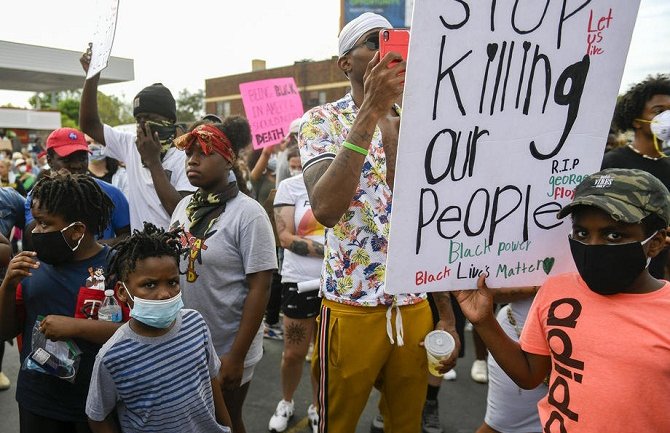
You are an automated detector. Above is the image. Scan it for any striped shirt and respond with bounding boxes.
[86,309,230,433]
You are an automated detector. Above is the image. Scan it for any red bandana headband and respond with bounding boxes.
[173,124,234,163]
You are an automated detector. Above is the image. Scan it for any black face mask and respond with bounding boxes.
[145,121,176,154]
[31,222,84,265]
[569,234,654,295]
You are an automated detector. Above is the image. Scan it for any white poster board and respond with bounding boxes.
[385,0,641,293]
[87,0,120,79]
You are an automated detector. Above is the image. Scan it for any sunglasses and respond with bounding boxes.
[349,33,380,53]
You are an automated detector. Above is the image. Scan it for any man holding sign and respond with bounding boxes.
[299,13,459,433]
[79,45,195,232]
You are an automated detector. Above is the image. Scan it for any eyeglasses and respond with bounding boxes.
[348,33,380,53]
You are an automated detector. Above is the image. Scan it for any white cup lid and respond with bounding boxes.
[424,330,455,356]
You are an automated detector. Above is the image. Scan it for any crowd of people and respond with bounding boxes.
[0,10,669,433]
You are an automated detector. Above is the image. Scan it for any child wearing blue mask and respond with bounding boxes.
[455,168,670,433]
[85,223,232,433]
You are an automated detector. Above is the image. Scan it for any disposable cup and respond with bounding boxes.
[424,330,455,377]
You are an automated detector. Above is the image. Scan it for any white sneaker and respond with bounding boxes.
[269,399,294,432]
[471,359,488,383]
[443,369,457,381]
[0,372,9,391]
[308,404,319,433]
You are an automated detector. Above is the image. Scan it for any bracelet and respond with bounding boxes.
[342,141,368,156]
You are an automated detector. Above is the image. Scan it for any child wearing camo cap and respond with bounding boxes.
[456,168,670,432]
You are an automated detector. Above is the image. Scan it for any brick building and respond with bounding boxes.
[205,57,351,119]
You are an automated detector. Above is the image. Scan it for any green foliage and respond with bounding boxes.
[176,88,204,122]
[28,90,133,128]
[97,92,134,127]
[58,98,80,125]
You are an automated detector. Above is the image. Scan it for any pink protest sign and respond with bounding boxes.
[239,78,304,149]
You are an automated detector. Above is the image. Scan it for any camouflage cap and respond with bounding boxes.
[557,168,670,225]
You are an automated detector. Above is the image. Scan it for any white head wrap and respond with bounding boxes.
[338,12,392,57]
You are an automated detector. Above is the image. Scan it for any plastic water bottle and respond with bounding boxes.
[98,289,122,322]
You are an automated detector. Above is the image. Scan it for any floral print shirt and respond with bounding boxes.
[299,93,425,307]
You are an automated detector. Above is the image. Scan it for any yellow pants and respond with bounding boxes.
[313,299,433,433]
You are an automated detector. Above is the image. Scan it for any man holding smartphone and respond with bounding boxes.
[299,12,460,433]
[79,45,195,231]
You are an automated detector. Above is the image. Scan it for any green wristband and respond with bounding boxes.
[342,141,368,156]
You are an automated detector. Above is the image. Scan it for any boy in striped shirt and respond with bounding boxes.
[86,223,231,433]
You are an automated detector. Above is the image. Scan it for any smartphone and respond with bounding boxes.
[379,29,410,64]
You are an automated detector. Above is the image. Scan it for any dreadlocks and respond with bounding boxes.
[31,170,113,237]
[108,222,185,283]
[613,74,670,132]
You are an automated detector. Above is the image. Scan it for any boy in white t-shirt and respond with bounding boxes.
[78,44,195,231]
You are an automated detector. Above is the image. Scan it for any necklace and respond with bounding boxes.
[627,144,665,160]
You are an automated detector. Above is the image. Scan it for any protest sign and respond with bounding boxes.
[87,0,120,79]
[239,78,304,149]
[385,0,641,293]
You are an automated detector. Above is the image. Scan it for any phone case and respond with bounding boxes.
[379,29,410,61]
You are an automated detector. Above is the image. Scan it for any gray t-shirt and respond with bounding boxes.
[86,309,229,433]
[170,193,277,367]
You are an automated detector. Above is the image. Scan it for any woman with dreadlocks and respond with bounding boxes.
[0,170,121,433]
[170,116,277,433]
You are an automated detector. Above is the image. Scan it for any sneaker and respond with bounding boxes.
[264,322,284,340]
[421,399,444,433]
[307,404,319,433]
[471,359,488,383]
[443,369,457,381]
[370,413,384,433]
[268,399,294,432]
[0,372,9,391]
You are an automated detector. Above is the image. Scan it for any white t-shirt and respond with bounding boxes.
[103,125,195,230]
[170,193,278,367]
[273,174,325,283]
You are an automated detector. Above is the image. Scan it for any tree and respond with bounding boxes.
[176,89,204,122]
[28,90,133,128]
[97,92,134,127]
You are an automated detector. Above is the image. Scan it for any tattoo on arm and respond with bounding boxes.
[274,208,287,233]
[432,291,452,309]
[290,240,310,256]
[314,242,324,257]
[348,130,374,144]
[432,291,457,328]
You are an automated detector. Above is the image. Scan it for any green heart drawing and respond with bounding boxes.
[542,257,555,275]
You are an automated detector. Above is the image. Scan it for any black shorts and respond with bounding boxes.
[281,283,321,319]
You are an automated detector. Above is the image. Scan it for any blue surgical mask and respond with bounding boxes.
[121,282,183,328]
[88,144,106,162]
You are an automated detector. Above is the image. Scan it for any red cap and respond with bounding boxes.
[46,128,90,157]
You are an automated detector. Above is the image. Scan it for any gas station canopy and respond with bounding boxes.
[0,40,134,92]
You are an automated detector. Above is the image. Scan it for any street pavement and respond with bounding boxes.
[0,328,488,433]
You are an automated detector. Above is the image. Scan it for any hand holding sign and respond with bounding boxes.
[80,43,93,75]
